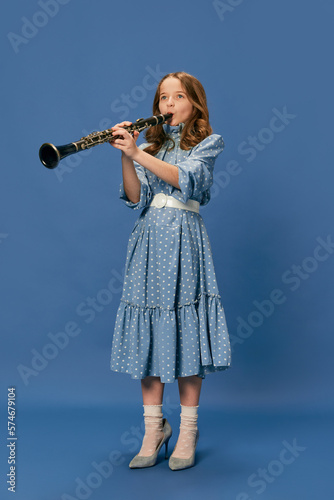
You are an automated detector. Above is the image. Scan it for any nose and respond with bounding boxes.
[166,96,174,107]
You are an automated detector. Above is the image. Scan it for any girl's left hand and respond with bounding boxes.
[110,124,140,160]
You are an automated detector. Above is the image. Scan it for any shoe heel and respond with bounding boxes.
[164,436,170,459]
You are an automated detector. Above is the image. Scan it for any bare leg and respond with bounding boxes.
[141,376,165,404]
[178,375,203,406]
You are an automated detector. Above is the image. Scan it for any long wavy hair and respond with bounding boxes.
[143,72,213,156]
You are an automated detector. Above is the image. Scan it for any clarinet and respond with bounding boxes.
[39,113,173,169]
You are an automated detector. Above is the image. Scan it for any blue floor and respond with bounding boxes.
[1,404,333,500]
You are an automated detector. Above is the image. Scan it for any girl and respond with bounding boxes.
[109,72,231,470]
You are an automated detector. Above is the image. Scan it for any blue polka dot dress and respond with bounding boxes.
[110,123,231,383]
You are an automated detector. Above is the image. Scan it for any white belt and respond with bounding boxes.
[150,193,199,213]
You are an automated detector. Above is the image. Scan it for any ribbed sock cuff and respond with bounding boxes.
[143,404,163,417]
[180,404,199,417]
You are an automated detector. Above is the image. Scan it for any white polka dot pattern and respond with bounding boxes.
[110,123,232,383]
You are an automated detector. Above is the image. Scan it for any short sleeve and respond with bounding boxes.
[176,134,225,205]
[119,142,153,210]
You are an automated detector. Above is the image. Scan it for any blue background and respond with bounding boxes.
[1,0,333,499]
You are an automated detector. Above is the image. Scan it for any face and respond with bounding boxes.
[158,77,194,126]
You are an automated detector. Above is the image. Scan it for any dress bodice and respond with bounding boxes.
[119,122,225,210]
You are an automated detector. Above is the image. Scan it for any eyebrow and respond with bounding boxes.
[160,90,186,95]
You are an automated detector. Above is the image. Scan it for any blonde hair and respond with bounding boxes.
[143,72,213,156]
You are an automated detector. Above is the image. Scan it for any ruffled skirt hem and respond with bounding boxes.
[110,292,232,384]
[109,363,231,383]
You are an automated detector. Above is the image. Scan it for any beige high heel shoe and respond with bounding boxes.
[168,429,200,471]
[129,418,172,468]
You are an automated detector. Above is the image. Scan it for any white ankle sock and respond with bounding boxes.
[180,404,199,434]
[143,404,163,418]
[181,404,199,420]
[171,404,199,459]
[138,404,164,457]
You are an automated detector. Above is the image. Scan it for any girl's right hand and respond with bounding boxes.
[109,121,140,147]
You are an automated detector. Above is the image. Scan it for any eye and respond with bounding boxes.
[160,96,167,100]
[177,94,184,99]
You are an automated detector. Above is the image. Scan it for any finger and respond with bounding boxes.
[114,138,130,146]
[110,141,125,149]
[114,129,133,140]
[112,128,126,137]
[111,121,132,130]
[112,125,131,134]
[132,130,139,142]
[111,126,123,134]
